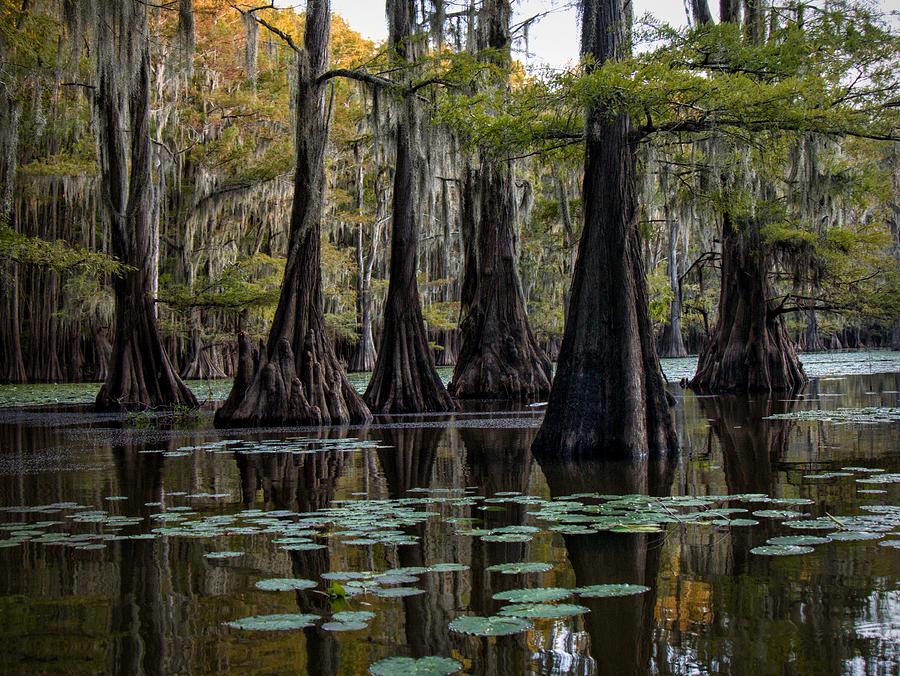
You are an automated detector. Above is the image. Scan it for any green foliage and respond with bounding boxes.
[648,264,674,325]
[159,253,284,316]
[0,225,128,277]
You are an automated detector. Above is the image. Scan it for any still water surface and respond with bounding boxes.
[0,362,897,675]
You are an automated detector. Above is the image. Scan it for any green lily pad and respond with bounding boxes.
[497,603,590,619]
[750,545,815,556]
[711,518,759,527]
[485,562,553,575]
[322,621,369,632]
[332,611,376,623]
[481,533,533,543]
[766,536,831,546]
[204,551,242,560]
[427,563,469,573]
[752,510,806,519]
[226,613,320,631]
[448,615,532,637]
[492,587,572,603]
[369,656,463,675]
[878,539,900,549]
[373,586,425,598]
[827,531,884,542]
[574,584,650,598]
[255,578,317,592]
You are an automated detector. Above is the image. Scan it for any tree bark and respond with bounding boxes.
[215,0,370,426]
[0,86,27,384]
[364,0,453,413]
[451,157,551,399]
[95,1,197,411]
[659,211,688,357]
[347,143,378,372]
[532,0,677,458]
[690,212,807,392]
[450,0,551,401]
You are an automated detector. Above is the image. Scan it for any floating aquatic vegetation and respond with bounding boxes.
[225,613,320,631]
[827,531,884,542]
[373,587,425,598]
[254,578,317,592]
[750,545,815,556]
[878,539,900,549]
[322,621,368,631]
[368,656,462,676]
[448,615,532,637]
[767,536,831,546]
[497,603,590,619]
[752,510,807,519]
[574,584,650,598]
[765,407,900,424]
[204,551,242,560]
[711,518,759,527]
[486,562,553,575]
[493,587,572,603]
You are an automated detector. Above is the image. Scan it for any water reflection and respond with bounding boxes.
[536,452,675,675]
[0,374,896,674]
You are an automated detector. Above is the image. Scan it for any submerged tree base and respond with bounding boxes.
[215,332,370,428]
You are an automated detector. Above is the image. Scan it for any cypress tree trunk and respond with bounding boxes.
[450,0,551,400]
[532,0,677,458]
[348,143,378,372]
[659,213,688,357]
[216,0,370,426]
[690,213,807,392]
[95,1,197,411]
[0,86,27,384]
[364,0,452,413]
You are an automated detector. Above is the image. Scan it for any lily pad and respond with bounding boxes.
[750,545,815,556]
[826,531,884,542]
[373,586,425,598]
[448,615,532,637]
[485,561,553,575]
[255,578,317,592]
[574,584,650,598]
[497,603,590,619]
[226,613,319,631]
[492,587,572,603]
[322,621,369,632]
[752,510,806,519]
[766,536,830,546]
[369,656,463,676]
[204,551,242,560]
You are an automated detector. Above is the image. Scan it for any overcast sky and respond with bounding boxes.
[317,0,899,70]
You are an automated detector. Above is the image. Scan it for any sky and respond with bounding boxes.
[321,0,899,70]
[274,0,900,70]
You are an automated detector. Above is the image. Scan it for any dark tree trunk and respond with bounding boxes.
[690,213,806,392]
[532,0,677,458]
[0,88,27,384]
[216,0,370,426]
[805,309,825,353]
[720,0,741,23]
[659,212,688,358]
[348,143,378,372]
[450,158,552,399]
[451,0,550,400]
[95,2,197,411]
[689,0,713,24]
[364,0,452,413]
[175,0,195,78]
[556,167,577,323]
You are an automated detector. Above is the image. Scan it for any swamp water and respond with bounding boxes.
[0,355,897,674]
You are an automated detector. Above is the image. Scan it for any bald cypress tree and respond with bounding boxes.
[363,0,453,413]
[94,0,197,411]
[449,0,552,401]
[532,0,677,458]
[215,0,371,426]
